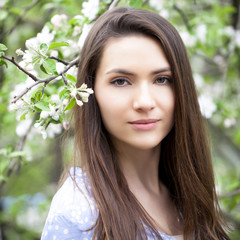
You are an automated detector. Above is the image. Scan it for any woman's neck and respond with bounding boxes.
[116,143,161,194]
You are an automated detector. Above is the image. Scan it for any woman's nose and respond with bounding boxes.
[132,84,156,111]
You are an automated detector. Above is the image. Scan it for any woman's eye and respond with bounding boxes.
[111,78,129,86]
[154,76,171,85]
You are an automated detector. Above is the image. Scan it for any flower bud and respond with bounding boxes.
[63,121,70,130]
[16,48,24,55]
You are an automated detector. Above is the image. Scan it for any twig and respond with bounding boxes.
[173,4,191,31]
[220,0,240,98]
[0,0,40,41]
[109,0,121,10]
[0,113,37,191]
[49,56,69,65]
[2,56,39,81]
[3,57,79,103]
[41,82,47,100]
[62,73,68,86]
[219,188,240,199]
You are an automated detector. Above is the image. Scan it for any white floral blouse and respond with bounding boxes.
[41,168,178,240]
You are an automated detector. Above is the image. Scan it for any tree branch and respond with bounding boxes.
[109,0,121,10]
[49,56,69,65]
[219,188,240,199]
[2,56,79,103]
[0,113,37,192]
[220,0,240,98]
[2,56,39,81]
[173,4,191,31]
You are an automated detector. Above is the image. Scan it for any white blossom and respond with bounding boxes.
[51,94,61,105]
[149,0,164,11]
[10,82,28,102]
[76,99,83,107]
[213,54,225,67]
[222,26,235,37]
[34,122,41,129]
[62,99,69,106]
[16,119,32,137]
[63,121,70,130]
[81,0,99,21]
[193,73,204,89]
[198,94,216,119]
[196,24,207,43]
[56,62,65,74]
[224,118,236,128]
[25,38,39,50]
[179,31,197,47]
[62,39,79,58]
[67,65,78,78]
[16,48,24,55]
[70,88,78,98]
[40,111,49,119]
[46,123,62,138]
[36,26,55,44]
[160,10,169,19]
[51,14,68,29]
[79,92,90,102]
[235,30,240,47]
[50,50,58,57]
[41,130,47,140]
[19,26,55,69]
[73,26,81,37]
[49,104,59,121]
[78,24,92,48]
[26,63,34,71]
[0,0,7,7]
[8,103,18,112]
[149,0,168,18]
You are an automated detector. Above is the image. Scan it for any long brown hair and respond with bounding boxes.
[71,6,229,240]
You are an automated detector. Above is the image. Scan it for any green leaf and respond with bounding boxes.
[129,0,142,8]
[9,7,23,16]
[50,119,61,124]
[0,10,8,21]
[20,112,27,121]
[9,151,26,158]
[0,43,8,51]
[49,42,70,50]
[35,91,42,101]
[0,158,9,174]
[66,74,76,85]
[40,43,48,54]
[35,101,50,111]
[42,59,58,75]
[0,59,8,68]
[64,98,76,111]
[40,64,48,74]
[59,88,70,100]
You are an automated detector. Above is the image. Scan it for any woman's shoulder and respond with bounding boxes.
[50,167,96,214]
[41,167,97,239]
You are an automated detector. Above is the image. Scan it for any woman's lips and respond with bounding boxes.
[129,119,159,130]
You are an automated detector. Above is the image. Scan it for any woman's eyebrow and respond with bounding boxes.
[106,67,171,76]
[151,67,171,74]
[106,69,135,76]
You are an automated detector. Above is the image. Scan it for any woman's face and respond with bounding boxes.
[95,35,175,151]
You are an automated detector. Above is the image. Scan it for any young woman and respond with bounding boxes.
[41,7,229,240]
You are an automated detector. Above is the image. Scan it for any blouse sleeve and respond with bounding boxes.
[41,169,97,240]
